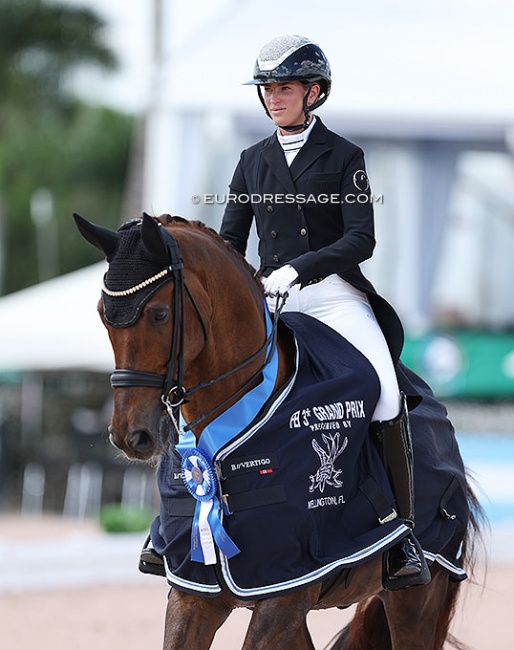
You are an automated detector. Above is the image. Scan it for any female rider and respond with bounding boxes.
[218,34,429,590]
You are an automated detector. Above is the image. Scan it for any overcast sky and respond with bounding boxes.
[64,0,513,123]
[65,0,235,113]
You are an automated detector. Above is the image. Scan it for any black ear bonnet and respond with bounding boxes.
[101,218,181,327]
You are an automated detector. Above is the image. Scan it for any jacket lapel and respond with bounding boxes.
[289,118,332,181]
[261,136,299,196]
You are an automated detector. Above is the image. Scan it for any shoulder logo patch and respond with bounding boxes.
[353,170,369,192]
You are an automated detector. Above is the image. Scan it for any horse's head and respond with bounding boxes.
[74,212,268,461]
[74,213,209,459]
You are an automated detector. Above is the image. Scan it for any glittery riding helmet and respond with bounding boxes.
[245,35,332,119]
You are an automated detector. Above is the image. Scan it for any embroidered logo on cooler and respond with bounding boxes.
[309,432,348,494]
[288,400,366,509]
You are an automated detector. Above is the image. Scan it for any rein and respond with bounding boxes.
[109,222,284,434]
[179,297,283,433]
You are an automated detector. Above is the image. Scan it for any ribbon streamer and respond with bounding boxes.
[178,303,278,564]
[182,448,240,564]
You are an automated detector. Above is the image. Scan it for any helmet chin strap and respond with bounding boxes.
[278,111,311,133]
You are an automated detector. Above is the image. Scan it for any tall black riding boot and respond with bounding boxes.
[375,394,431,590]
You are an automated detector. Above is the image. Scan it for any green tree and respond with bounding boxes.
[0,0,116,117]
[3,103,133,292]
[0,0,134,295]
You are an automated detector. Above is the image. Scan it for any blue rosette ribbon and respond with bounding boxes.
[181,447,240,564]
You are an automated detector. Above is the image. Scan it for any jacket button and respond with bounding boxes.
[300,228,307,236]
[272,255,280,263]
[296,204,302,211]
[270,230,277,238]
[267,205,274,213]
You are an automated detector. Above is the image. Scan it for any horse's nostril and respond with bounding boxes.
[128,430,155,454]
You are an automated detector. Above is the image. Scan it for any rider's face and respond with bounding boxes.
[262,81,320,133]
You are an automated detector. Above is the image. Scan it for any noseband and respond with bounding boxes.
[109,221,281,434]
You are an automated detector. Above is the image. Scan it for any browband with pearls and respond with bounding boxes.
[101,268,170,297]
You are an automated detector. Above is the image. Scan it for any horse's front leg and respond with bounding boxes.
[162,588,233,650]
[242,585,320,650]
[381,565,452,650]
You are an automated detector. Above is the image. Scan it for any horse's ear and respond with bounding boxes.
[141,212,169,263]
[73,213,119,261]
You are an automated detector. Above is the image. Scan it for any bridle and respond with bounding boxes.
[109,222,282,434]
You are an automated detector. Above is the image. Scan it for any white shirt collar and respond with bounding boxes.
[277,116,317,165]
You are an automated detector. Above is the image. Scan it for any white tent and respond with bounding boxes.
[0,263,113,372]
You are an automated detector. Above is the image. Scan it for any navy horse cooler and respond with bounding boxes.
[150,313,469,599]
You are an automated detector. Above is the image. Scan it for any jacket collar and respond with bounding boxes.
[261,136,298,195]
[261,118,332,192]
[289,117,332,181]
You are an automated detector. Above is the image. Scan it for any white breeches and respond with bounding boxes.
[267,274,401,422]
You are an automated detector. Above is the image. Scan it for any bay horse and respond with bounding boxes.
[74,212,482,650]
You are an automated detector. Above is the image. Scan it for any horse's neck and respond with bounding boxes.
[180,276,292,437]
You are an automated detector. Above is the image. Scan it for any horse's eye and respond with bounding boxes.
[148,308,169,323]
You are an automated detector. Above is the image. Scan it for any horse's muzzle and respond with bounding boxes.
[109,427,157,461]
